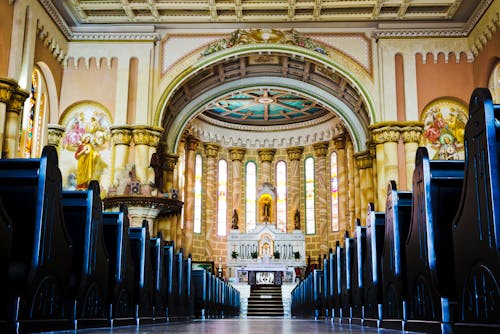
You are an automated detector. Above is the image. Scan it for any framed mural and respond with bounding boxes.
[420,98,468,161]
[59,101,112,193]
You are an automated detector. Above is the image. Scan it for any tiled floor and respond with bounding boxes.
[45,318,417,334]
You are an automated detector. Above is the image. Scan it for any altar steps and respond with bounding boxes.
[247,285,284,317]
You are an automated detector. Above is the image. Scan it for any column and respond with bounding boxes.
[367,140,377,209]
[110,126,133,185]
[313,141,329,254]
[258,148,276,184]
[333,134,347,234]
[175,140,185,252]
[229,148,245,229]
[401,122,423,191]
[371,123,401,211]
[4,87,29,158]
[354,151,372,223]
[0,78,18,158]
[204,143,219,260]
[286,146,304,232]
[183,135,199,256]
[132,126,153,184]
[47,124,66,149]
[161,153,178,242]
[346,139,355,230]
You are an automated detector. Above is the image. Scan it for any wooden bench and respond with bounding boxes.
[322,252,332,319]
[150,232,167,321]
[405,147,464,333]
[193,269,209,318]
[363,203,385,328]
[351,220,367,325]
[452,88,500,333]
[0,199,13,329]
[333,241,342,321]
[0,146,73,332]
[341,231,354,323]
[381,180,412,330]
[102,205,136,326]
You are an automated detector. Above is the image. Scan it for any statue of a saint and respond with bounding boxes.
[149,152,163,191]
[231,209,239,229]
[262,197,271,221]
[294,209,300,230]
[74,134,99,190]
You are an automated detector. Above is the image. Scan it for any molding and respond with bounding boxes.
[39,0,72,40]
[71,32,160,41]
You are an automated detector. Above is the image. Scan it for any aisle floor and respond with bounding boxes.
[45,318,418,334]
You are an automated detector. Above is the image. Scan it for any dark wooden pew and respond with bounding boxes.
[61,181,110,328]
[313,268,324,319]
[322,253,331,319]
[0,199,13,329]
[381,181,412,330]
[193,269,209,318]
[163,242,176,320]
[351,220,366,325]
[341,231,354,323]
[405,147,464,333]
[129,221,155,324]
[0,146,73,332]
[363,203,385,328]
[452,88,500,333]
[102,205,136,326]
[185,254,194,318]
[333,241,342,321]
[150,232,167,321]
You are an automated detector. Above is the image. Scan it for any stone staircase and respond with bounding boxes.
[247,285,284,317]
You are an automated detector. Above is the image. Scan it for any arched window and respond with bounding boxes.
[194,154,203,234]
[488,62,500,104]
[276,160,287,232]
[330,152,339,231]
[217,159,228,236]
[22,67,47,158]
[245,161,257,232]
[305,156,315,234]
[178,144,186,229]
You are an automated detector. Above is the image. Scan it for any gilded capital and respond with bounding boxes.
[110,126,133,145]
[204,143,220,158]
[370,122,401,144]
[258,148,276,163]
[132,127,151,146]
[367,140,376,158]
[7,88,29,114]
[47,124,65,147]
[400,122,424,144]
[229,148,246,161]
[164,154,178,171]
[286,146,304,161]
[333,134,346,150]
[313,141,329,157]
[148,127,164,148]
[186,135,200,151]
[354,151,372,169]
[0,77,18,104]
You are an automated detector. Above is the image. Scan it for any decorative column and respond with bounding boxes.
[401,122,423,191]
[204,143,219,260]
[183,135,199,256]
[346,139,356,230]
[333,134,347,234]
[3,87,28,158]
[47,124,65,149]
[313,141,329,254]
[371,123,401,211]
[0,78,18,158]
[110,126,133,185]
[175,140,186,252]
[157,150,178,242]
[286,146,304,232]
[163,153,178,194]
[229,148,245,230]
[258,148,276,184]
[354,151,373,223]
[367,140,377,209]
[132,126,153,184]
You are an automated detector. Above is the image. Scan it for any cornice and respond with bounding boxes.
[39,0,72,40]
[71,32,160,42]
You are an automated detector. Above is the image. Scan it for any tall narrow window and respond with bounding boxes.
[178,145,186,229]
[22,68,47,158]
[245,161,257,232]
[217,159,228,236]
[330,152,339,231]
[305,157,315,234]
[193,154,203,233]
[276,160,287,232]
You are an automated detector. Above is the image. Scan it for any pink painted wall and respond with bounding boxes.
[0,2,14,77]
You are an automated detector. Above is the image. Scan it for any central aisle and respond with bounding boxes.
[49,319,417,334]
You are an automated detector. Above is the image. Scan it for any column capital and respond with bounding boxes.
[354,151,372,169]
[313,141,329,157]
[0,77,18,104]
[132,126,164,146]
[286,146,304,161]
[185,135,200,151]
[204,143,220,158]
[370,122,401,144]
[366,140,377,158]
[164,153,179,171]
[258,148,276,163]
[47,124,66,147]
[229,147,246,161]
[110,126,133,145]
[400,121,424,144]
[7,88,29,114]
[333,134,346,150]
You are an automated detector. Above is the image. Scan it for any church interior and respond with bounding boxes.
[0,0,499,333]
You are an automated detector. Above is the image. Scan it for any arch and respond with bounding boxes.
[36,61,59,124]
[154,43,376,144]
[165,77,368,154]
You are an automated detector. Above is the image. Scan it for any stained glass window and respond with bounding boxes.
[330,152,339,231]
[217,159,228,236]
[305,157,315,234]
[276,160,287,232]
[23,68,46,158]
[194,154,203,234]
[245,161,257,232]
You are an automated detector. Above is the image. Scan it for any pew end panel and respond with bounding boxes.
[351,221,367,325]
[341,233,355,324]
[150,233,167,321]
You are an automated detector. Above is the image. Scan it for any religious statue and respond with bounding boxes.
[74,134,99,190]
[262,197,272,222]
[231,209,239,229]
[294,209,300,230]
[149,152,163,191]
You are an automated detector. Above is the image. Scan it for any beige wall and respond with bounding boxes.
[34,37,63,99]
[473,28,500,88]
[0,1,14,77]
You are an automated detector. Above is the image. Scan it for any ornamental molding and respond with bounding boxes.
[313,141,329,157]
[71,32,160,42]
[0,77,18,104]
[400,122,424,144]
[468,4,500,57]
[258,149,276,163]
[39,0,72,40]
[110,126,134,145]
[286,146,304,161]
[164,154,179,171]
[204,143,220,158]
[354,151,372,169]
[370,122,401,144]
[229,148,246,161]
